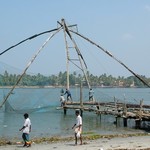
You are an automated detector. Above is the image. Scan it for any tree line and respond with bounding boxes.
[0,70,149,87]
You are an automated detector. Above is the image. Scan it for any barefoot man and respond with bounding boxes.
[19,113,31,147]
[72,109,82,145]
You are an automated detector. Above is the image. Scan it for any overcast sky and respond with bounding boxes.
[0,0,150,77]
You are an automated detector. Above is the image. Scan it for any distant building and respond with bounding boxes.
[130,81,135,87]
[118,80,124,87]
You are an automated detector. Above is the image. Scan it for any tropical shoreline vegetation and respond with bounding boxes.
[0,71,149,88]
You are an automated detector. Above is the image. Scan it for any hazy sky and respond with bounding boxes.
[0,0,150,77]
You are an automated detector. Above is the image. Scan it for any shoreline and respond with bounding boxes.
[0,85,145,89]
[0,133,150,150]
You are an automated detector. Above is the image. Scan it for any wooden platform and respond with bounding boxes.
[57,100,150,128]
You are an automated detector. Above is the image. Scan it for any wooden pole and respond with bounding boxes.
[80,109,83,117]
[99,114,101,121]
[123,118,127,127]
[135,119,141,129]
[0,28,62,108]
[80,81,83,107]
[62,21,70,90]
[64,108,67,115]
[61,19,91,89]
[70,29,150,88]
[115,117,118,126]
[80,80,83,117]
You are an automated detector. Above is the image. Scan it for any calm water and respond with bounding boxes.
[0,87,150,140]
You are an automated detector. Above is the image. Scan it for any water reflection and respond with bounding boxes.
[0,88,149,139]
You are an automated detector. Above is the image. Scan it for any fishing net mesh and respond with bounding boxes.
[0,62,54,113]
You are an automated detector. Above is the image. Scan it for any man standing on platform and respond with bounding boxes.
[89,88,94,101]
[64,88,72,101]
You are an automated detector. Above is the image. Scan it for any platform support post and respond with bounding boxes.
[64,108,67,115]
[123,118,127,127]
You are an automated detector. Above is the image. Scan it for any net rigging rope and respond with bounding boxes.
[0,28,61,56]
[0,27,62,108]
[69,29,150,88]
[0,24,76,56]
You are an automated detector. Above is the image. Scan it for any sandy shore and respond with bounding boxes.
[0,135,150,150]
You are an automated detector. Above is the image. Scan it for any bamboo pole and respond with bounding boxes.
[70,29,150,88]
[0,27,62,108]
[62,20,70,90]
[61,19,91,89]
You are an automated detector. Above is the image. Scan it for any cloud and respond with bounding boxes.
[145,5,150,12]
[122,33,134,40]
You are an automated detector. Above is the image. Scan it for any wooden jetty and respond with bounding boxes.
[57,99,150,129]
